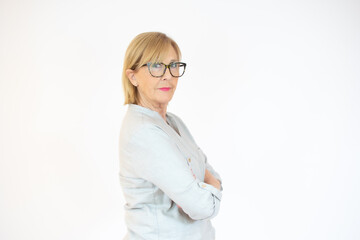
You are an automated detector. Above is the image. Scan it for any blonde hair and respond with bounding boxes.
[122,32,182,104]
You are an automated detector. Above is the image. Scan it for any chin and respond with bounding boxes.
[156,96,173,105]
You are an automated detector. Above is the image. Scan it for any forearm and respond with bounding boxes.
[204,169,221,190]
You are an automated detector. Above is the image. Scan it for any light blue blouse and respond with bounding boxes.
[119,104,223,240]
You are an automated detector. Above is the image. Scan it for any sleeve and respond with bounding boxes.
[127,124,222,220]
[199,147,224,191]
[172,114,224,191]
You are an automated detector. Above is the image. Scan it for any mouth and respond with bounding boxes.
[159,87,171,91]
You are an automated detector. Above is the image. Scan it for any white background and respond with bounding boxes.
[1,0,359,239]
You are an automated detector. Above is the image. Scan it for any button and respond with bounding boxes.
[188,158,191,163]
[201,184,206,188]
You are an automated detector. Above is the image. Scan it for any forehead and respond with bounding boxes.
[146,45,179,64]
[160,47,179,62]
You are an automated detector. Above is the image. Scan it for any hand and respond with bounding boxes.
[204,169,221,190]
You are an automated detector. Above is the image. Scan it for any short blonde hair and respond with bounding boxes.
[122,32,182,104]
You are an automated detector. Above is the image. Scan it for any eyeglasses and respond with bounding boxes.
[142,62,186,78]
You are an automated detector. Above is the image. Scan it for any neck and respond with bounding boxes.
[138,97,168,121]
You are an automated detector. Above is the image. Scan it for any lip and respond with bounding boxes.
[159,87,171,91]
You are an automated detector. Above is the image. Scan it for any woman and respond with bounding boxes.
[119,32,223,240]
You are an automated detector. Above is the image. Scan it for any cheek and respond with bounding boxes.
[173,79,179,88]
[136,72,153,88]
[138,76,159,95]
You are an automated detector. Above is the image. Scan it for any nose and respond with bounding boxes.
[161,66,172,80]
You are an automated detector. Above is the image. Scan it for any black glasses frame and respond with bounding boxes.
[141,62,187,78]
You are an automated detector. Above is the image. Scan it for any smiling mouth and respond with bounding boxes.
[159,87,171,91]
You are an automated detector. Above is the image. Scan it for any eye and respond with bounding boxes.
[170,62,178,68]
[151,62,162,68]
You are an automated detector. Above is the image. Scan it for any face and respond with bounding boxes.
[129,46,179,109]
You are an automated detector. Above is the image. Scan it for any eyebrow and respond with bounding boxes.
[152,59,179,63]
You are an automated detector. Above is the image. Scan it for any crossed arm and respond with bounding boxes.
[128,125,222,220]
[204,169,221,190]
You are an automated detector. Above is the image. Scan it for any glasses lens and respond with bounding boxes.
[149,63,165,77]
[169,62,185,77]
[148,62,186,77]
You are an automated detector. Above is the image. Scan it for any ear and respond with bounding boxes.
[126,69,138,87]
